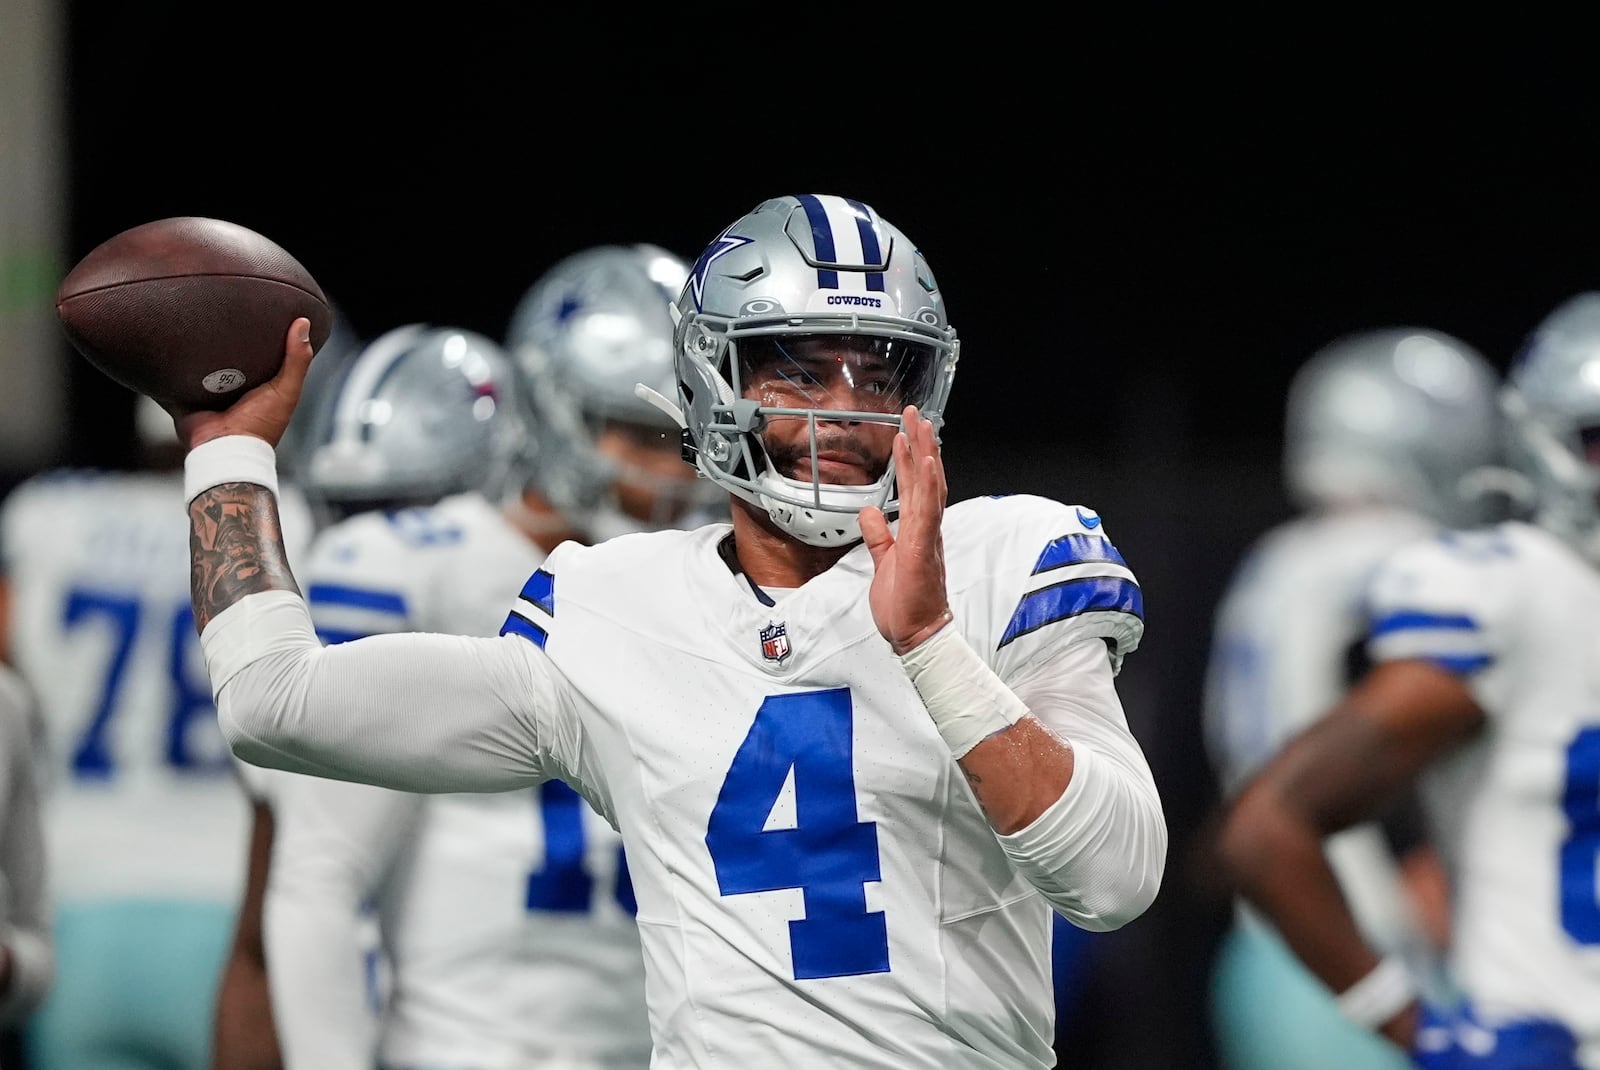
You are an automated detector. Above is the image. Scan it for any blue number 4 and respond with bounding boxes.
[705,688,889,980]
[1561,725,1600,944]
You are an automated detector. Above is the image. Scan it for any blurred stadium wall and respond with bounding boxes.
[0,0,67,477]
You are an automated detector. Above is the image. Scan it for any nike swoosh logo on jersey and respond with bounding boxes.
[1077,508,1102,529]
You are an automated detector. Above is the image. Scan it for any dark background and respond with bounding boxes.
[47,14,1600,1067]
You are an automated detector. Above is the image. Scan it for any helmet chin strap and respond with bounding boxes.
[634,382,687,429]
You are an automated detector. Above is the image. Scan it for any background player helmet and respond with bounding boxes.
[506,243,714,540]
[305,324,528,509]
[672,194,960,547]
[1502,291,1600,563]
[1283,327,1502,528]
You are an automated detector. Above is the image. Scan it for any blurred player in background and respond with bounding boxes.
[211,308,361,1070]
[248,244,709,1069]
[504,242,728,540]
[174,193,1166,1068]
[1,661,51,1064]
[0,395,312,1070]
[1203,327,1503,1070]
[1220,295,1600,1066]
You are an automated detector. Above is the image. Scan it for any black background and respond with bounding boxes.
[51,13,1600,1067]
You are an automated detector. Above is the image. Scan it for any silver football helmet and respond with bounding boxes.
[507,243,718,540]
[1284,327,1502,527]
[1503,292,1600,563]
[668,194,960,547]
[304,324,528,508]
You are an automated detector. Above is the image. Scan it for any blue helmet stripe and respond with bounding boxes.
[519,569,555,616]
[797,194,840,290]
[999,576,1144,648]
[500,611,548,649]
[845,197,886,291]
[1031,533,1127,574]
[307,584,407,615]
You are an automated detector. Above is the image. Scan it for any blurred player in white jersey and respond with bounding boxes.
[170,193,1168,1069]
[0,397,312,1070]
[258,244,709,1070]
[1203,328,1502,1070]
[0,661,52,1048]
[1221,292,1600,1068]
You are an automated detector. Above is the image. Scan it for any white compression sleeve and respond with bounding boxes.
[202,590,559,793]
[999,640,1168,931]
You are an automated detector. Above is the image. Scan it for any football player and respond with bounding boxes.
[1220,294,1600,1068]
[1203,328,1502,1070]
[172,194,1167,1068]
[0,395,312,1070]
[505,241,728,541]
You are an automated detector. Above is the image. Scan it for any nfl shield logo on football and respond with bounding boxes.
[760,621,791,664]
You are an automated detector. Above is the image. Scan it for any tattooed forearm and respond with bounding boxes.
[189,482,301,633]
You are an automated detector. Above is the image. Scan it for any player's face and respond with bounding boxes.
[595,420,704,524]
[740,335,919,487]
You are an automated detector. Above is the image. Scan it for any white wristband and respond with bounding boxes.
[184,435,279,505]
[898,623,1028,758]
[1334,955,1416,1029]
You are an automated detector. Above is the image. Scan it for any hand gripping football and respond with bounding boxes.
[55,216,333,411]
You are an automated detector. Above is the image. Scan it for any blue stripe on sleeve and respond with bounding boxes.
[1031,533,1127,574]
[307,584,408,615]
[519,569,555,616]
[1424,653,1494,675]
[1369,610,1479,638]
[315,627,369,646]
[500,611,548,649]
[999,576,1144,648]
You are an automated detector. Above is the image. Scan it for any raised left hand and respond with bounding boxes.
[860,405,954,655]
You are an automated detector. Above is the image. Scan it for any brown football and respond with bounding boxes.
[55,216,333,411]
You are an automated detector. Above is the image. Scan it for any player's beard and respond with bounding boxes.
[763,426,888,486]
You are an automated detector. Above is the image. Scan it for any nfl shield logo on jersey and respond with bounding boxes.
[760,621,790,664]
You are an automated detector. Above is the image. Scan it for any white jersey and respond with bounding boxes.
[0,469,311,903]
[492,494,1145,1070]
[1365,521,1600,1061]
[1203,505,1436,953]
[269,492,650,1070]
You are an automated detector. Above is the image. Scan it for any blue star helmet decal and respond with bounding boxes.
[688,228,753,311]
